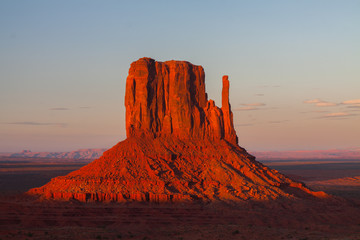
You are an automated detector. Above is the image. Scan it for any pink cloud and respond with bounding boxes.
[323,112,353,118]
[304,99,322,104]
[342,99,360,105]
[305,98,360,108]
[316,102,337,107]
[304,99,337,107]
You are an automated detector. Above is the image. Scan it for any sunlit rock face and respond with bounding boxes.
[28,58,327,203]
[125,58,237,144]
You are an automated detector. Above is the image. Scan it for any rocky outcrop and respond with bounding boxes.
[28,58,327,203]
[125,58,237,145]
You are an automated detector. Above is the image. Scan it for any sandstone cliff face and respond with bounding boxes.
[125,58,237,144]
[28,58,327,203]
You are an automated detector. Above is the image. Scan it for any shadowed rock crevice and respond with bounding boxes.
[28,57,328,203]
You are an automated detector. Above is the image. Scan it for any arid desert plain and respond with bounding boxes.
[1,156,360,240]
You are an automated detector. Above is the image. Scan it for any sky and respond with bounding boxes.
[0,0,359,152]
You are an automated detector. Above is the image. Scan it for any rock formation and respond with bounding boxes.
[28,57,327,202]
[125,58,237,144]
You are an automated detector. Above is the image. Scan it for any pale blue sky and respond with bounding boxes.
[1,0,359,152]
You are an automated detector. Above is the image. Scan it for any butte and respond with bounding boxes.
[28,57,327,203]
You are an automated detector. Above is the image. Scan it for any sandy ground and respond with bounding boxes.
[1,157,360,240]
[265,160,360,202]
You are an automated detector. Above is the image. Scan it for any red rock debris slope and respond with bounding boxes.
[28,57,327,202]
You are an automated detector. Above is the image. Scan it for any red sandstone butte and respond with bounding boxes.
[28,57,327,203]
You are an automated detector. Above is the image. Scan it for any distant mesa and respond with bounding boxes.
[10,149,106,160]
[9,148,359,161]
[253,149,360,160]
[28,57,327,203]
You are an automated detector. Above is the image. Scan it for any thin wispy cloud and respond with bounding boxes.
[234,102,267,111]
[49,107,69,110]
[303,99,337,107]
[304,98,360,108]
[305,99,359,119]
[233,106,259,111]
[341,99,360,105]
[300,110,330,114]
[241,103,266,107]
[316,102,337,107]
[304,99,322,104]
[321,112,355,118]
[7,121,67,127]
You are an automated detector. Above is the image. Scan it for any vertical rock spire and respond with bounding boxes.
[222,75,238,144]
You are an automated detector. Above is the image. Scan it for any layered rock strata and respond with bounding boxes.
[125,58,237,144]
[28,58,327,202]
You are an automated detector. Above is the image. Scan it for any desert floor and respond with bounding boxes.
[1,157,359,240]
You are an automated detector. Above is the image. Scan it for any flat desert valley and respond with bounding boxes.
[1,156,359,240]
